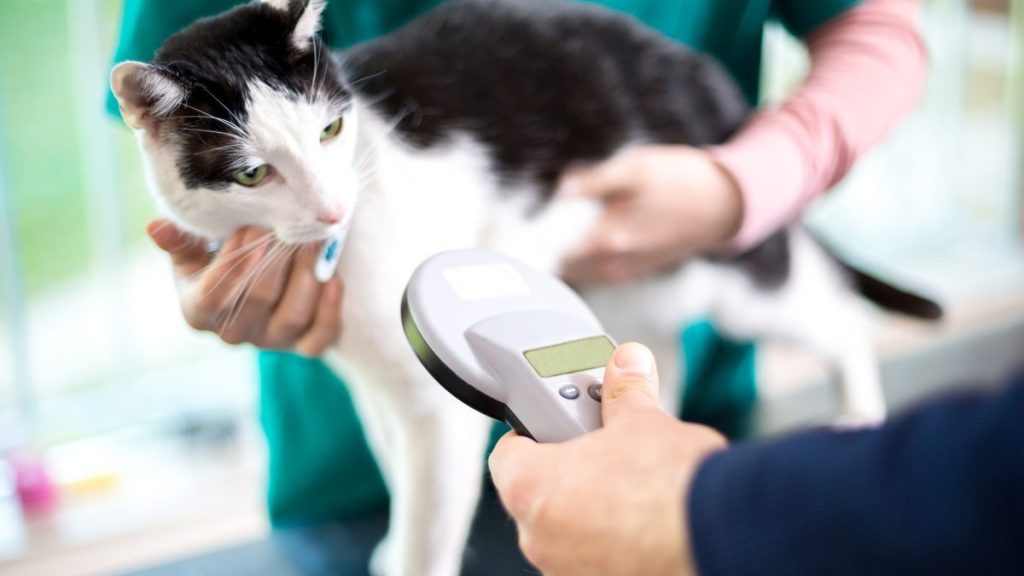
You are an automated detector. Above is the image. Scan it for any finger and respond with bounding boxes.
[561,249,630,285]
[264,244,324,348]
[601,342,661,423]
[147,219,211,277]
[241,241,294,316]
[561,249,638,285]
[191,228,271,328]
[582,252,669,285]
[557,151,634,199]
[294,277,342,357]
[218,302,270,346]
[560,251,609,285]
[218,243,286,345]
[488,431,545,519]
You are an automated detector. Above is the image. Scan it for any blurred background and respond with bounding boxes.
[0,0,1022,574]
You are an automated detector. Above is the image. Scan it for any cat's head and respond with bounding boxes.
[111,0,358,244]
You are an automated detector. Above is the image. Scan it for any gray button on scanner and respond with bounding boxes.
[558,385,580,400]
[588,383,603,402]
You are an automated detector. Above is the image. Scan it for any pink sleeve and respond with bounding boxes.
[709,0,927,250]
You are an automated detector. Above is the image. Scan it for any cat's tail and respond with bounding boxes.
[843,262,944,320]
[817,237,944,320]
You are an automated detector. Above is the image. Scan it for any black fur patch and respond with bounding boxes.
[722,230,791,290]
[342,0,749,195]
[152,1,350,189]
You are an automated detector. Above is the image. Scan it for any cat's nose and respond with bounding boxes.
[317,208,344,225]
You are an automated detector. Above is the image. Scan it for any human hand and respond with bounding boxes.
[559,145,743,285]
[489,343,727,576]
[146,219,342,356]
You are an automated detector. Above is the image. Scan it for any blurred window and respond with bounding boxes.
[0,0,255,450]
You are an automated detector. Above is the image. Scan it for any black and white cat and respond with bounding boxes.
[110,1,940,574]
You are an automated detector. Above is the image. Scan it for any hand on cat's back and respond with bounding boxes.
[559,145,743,285]
[146,220,342,356]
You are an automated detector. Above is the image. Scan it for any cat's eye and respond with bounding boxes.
[320,118,343,142]
[234,164,269,187]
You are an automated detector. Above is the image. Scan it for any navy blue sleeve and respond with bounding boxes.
[688,374,1024,576]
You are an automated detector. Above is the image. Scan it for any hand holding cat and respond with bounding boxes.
[559,145,743,285]
[146,220,342,356]
[489,343,726,576]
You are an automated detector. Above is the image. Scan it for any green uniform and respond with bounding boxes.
[110,0,858,525]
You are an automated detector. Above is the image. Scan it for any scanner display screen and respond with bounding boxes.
[523,335,614,378]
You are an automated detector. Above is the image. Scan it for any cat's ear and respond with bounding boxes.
[292,0,326,50]
[110,61,187,131]
[264,0,326,51]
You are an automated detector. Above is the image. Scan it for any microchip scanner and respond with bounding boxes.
[401,249,613,442]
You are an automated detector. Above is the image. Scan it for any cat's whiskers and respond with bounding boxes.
[348,111,412,186]
[355,167,381,186]
[378,103,420,150]
[347,89,399,122]
[176,115,245,139]
[308,36,321,104]
[147,220,212,255]
[194,251,271,303]
[194,83,248,132]
[184,231,210,253]
[147,219,177,237]
[178,127,245,142]
[202,142,246,154]
[344,70,387,91]
[354,165,374,181]
[193,234,275,289]
[217,241,282,335]
[218,241,298,336]
[177,104,247,138]
[349,102,414,171]
[352,151,376,176]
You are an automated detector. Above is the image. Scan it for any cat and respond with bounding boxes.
[110,0,941,574]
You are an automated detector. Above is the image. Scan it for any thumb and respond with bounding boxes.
[146,219,211,276]
[601,342,661,423]
[558,153,634,200]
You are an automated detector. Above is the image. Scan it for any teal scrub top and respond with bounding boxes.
[110,0,858,525]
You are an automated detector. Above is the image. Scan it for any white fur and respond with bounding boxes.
[119,73,888,576]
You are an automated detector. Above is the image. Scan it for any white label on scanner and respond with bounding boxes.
[443,264,530,301]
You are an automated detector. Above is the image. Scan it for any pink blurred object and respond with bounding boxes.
[11,456,58,516]
[710,0,927,250]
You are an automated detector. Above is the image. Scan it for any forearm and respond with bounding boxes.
[710,0,927,249]
[686,376,1024,576]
